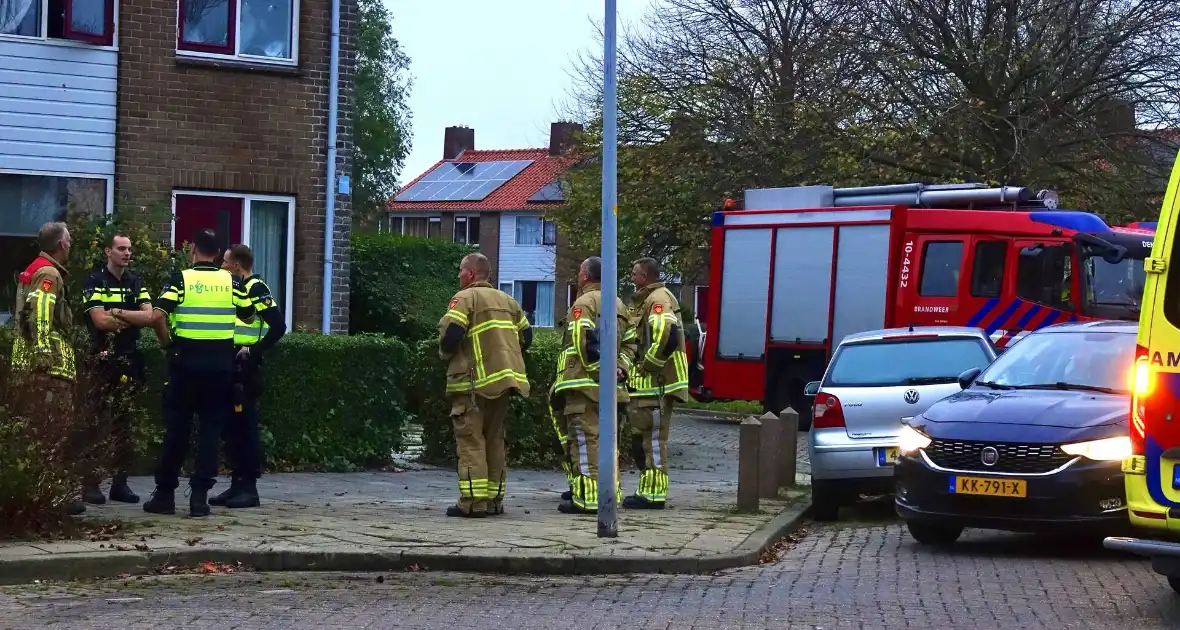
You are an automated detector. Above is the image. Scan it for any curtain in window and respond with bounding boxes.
[515,216,542,245]
[249,200,287,314]
[0,0,38,35]
[535,281,554,327]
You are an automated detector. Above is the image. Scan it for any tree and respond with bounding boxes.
[353,0,414,227]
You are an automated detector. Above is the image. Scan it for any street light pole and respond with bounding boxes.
[597,0,619,539]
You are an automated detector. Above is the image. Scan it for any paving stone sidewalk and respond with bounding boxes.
[0,414,810,583]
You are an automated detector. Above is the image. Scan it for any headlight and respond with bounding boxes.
[898,425,932,454]
[1061,436,1132,461]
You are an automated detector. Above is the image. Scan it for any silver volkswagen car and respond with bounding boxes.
[806,326,999,521]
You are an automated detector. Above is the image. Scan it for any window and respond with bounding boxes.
[172,191,294,329]
[971,241,1007,298]
[515,216,556,246]
[1,0,115,45]
[694,286,710,325]
[978,330,1135,392]
[453,215,480,246]
[177,0,297,64]
[388,215,441,238]
[1,172,108,322]
[567,282,576,310]
[824,338,993,388]
[1016,243,1073,311]
[504,280,555,327]
[918,241,964,297]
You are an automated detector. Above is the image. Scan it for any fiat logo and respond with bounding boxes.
[903,389,920,404]
[981,446,1000,467]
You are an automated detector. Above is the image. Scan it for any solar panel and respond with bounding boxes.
[394,160,534,202]
[528,181,564,202]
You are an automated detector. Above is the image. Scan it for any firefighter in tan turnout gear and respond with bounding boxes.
[624,257,690,510]
[551,256,636,515]
[437,253,532,518]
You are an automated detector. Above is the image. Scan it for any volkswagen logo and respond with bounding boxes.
[980,446,999,467]
[903,389,920,404]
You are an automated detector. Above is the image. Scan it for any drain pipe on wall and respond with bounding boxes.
[321,0,341,334]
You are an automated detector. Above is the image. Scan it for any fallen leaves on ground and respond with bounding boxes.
[758,527,809,565]
[152,561,252,575]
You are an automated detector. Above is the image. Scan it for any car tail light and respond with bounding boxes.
[813,392,846,429]
[1131,345,1151,456]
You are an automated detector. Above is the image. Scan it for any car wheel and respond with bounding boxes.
[905,520,963,546]
[811,485,840,522]
[1168,576,1180,595]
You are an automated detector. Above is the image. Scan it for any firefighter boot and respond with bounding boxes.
[189,487,211,518]
[109,475,140,504]
[142,488,176,515]
[82,483,106,505]
[209,477,245,506]
[445,505,487,518]
[225,479,260,509]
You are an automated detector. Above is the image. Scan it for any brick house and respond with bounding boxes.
[385,123,581,328]
[0,0,355,332]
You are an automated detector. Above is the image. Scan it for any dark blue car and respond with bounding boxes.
[894,320,1137,545]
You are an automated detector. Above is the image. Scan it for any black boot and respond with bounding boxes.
[209,478,243,507]
[225,479,260,509]
[622,494,665,510]
[561,489,573,501]
[109,476,140,504]
[445,505,486,518]
[189,487,211,517]
[82,483,106,505]
[143,488,176,515]
[558,499,596,515]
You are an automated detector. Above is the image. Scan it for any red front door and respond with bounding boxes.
[174,194,244,260]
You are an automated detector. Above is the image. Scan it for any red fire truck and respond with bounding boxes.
[690,182,1154,429]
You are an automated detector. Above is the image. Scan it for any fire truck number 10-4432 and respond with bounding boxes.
[899,240,914,289]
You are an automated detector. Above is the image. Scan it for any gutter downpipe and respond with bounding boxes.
[321,0,341,334]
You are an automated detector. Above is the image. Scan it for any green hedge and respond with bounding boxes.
[349,233,474,341]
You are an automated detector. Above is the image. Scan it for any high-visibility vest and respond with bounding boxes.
[173,269,236,341]
[234,317,270,346]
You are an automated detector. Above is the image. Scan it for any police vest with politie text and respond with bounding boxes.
[10,253,76,381]
[161,266,241,343]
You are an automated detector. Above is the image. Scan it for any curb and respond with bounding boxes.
[0,500,812,584]
[678,409,749,422]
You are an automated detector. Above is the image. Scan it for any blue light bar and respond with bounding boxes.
[1029,210,1112,234]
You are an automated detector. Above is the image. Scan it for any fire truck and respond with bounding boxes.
[690,182,1154,429]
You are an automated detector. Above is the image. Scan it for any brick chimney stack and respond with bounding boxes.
[549,121,583,156]
[443,126,475,160]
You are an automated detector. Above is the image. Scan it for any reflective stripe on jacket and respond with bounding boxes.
[438,281,531,399]
[10,253,75,381]
[168,269,239,341]
[553,282,636,403]
[627,282,689,401]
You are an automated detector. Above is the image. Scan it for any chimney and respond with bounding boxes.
[443,126,475,160]
[549,121,583,156]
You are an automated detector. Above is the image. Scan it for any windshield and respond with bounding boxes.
[976,330,1135,393]
[1085,255,1146,310]
[824,337,993,387]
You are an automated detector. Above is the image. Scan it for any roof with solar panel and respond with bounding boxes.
[388,123,583,212]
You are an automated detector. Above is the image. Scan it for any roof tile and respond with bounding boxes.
[387,148,579,212]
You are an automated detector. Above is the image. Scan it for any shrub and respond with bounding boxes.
[350,233,474,342]
[65,203,184,304]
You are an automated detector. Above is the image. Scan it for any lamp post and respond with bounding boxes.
[597,0,619,538]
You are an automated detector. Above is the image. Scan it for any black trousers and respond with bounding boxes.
[223,358,264,480]
[155,357,233,491]
[88,351,145,479]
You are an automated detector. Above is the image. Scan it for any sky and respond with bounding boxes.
[389,0,660,186]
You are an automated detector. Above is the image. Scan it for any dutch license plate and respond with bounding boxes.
[949,475,1026,498]
[876,447,899,466]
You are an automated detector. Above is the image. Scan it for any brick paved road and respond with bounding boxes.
[4,504,1179,629]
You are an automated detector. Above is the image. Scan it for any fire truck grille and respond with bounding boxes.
[925,440,1074,474]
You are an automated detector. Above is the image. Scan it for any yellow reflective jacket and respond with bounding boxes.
[10,253,76,382]
[553,282,636,403]
[626,281,689,401]
[438,281,531,399]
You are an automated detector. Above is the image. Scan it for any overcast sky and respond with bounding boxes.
[389,0,659,185]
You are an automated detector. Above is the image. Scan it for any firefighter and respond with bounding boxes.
[81,232,157,505]
[143,229,257,518]
[624,257,690,510]
[9,222,84,516]
[210,244,286,509]
[552,256,636,514]
[437,253,532,518]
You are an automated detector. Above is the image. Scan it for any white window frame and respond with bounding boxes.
[453,213,481,247]
[0,0,120,49]
[499,278,557,328]
[387,213,442,237]
[514,215,556,247]
[174,0,300,67]
[170,189,296,331]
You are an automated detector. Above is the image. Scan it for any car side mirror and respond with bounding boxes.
[804,381,820,397]
[958,367,982,390]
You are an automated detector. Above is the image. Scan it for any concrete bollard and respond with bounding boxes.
[758,411,781,499]
[778,407,800,488]
[737,416,761,513]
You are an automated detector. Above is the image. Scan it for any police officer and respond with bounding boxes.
[9,221,84,516]
[80,232,156,505]
[209,244,286,509]
[624,257,689,510]
[552,256,635,514]
[437,253,532,518]
[143,229,257,518]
